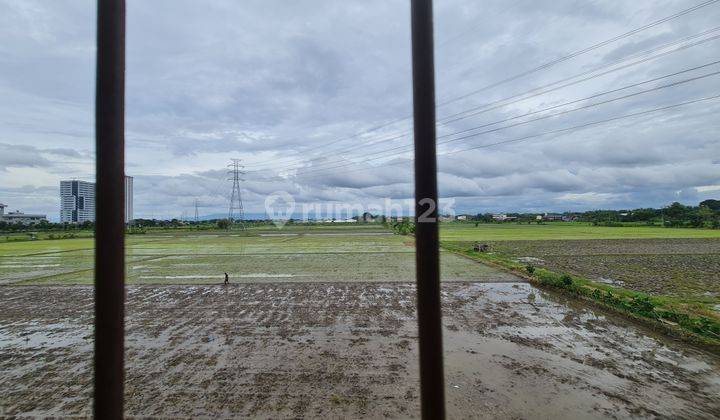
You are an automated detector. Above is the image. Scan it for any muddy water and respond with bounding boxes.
[0,283,718,418]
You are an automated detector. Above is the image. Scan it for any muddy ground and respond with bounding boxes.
[1,282,719,419]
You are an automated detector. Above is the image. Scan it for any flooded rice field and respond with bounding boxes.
[481,238,720,298]
[1,282,719,418]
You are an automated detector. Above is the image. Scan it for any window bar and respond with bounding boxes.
[94,0,126,418]
[410,0,446,418]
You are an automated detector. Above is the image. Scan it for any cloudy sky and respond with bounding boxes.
[1,0,719,221]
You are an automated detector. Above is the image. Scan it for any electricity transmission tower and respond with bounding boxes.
[227,159,246,228]
[194,198,199,223]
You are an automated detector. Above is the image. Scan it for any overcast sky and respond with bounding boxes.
[1,0,719,220]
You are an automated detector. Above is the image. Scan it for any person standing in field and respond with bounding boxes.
[224,272,229,285]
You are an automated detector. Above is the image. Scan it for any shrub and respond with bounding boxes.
[525,264,535,274]
[630,296,656,316]
[561,274,573,286]
[392,219,415,235]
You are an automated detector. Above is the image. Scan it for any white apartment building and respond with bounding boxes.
[60,177,134,224]
[60,180,96,223]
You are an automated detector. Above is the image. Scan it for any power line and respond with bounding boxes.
[437,0,720,107]
[260,43,720,174]
[248,27,720,172]
[244,0,720,169]
[291,84,720,179]
[273,63,720,178]
[288,94,720,182]
[438,31,720,124]
[438,69,720,147]
[443,94,720,154]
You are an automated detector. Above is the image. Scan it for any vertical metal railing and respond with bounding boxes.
[410,0,446,418]
[94,0,126,418]
[89,1,444,418]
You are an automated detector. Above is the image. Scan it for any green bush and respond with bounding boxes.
[392,219,415,235]
[630,296,656,317]
[561,274,573,286]
[525,264,535,274]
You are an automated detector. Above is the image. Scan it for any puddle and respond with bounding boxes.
[597,276,625,286]
[516,256,544,265]
[0,322,91,350]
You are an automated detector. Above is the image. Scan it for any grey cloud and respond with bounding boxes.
[2,0,720,217]
[0,143,49,169]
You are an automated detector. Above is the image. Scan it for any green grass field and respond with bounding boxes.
[0,227,516,285]
[3,223,719,296]
[440,222,720,241]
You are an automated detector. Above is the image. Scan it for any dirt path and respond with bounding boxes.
[1,283,718,418]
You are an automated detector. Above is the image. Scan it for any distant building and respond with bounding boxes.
[542,213,564,221]
[60,180,95,223]
[492,214,517,222]
[125,176,134,223]
[0,204,47,224]
[456,215,467,221]
[60,176,133,224]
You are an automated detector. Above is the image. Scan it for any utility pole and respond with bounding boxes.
[194,198,199,223]
[227,159,246,228]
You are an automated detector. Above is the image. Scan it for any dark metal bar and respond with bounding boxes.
[410,0,446,418]
[95,0,126,418]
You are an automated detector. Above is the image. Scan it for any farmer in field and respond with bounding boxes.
[224,272,229,285]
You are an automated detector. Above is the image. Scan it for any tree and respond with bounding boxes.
[217,219,230,230]
[699,199,720,212]
[663,202,691,227]
[698,205,715,227]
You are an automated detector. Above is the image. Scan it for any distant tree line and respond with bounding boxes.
[4,199,719,234]
[467,199,720,229]
[0,220,94,233]
[0,217,278,234]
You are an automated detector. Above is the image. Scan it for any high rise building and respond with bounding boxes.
[60,180,96,223]
[60,177,133,224]
[125,175,134,223]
